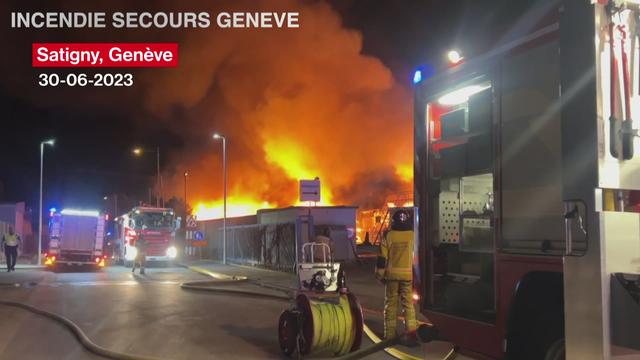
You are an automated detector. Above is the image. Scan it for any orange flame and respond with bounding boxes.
[264,138,335,205]
[194,197,274,221]
[396,164,413,183]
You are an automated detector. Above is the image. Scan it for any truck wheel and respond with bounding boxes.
[544,339,565,360]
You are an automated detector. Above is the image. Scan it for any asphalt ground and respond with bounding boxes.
[0,262,466,360]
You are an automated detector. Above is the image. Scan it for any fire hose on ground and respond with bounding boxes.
[0,265,457,360]
[0,297,163,360]
[180,265,457,360]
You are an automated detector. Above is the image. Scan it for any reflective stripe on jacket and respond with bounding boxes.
[380,230,414,281]
[3,234,19,246]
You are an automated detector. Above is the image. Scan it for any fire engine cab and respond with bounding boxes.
[115,206,178,265]
[414,0,639,359]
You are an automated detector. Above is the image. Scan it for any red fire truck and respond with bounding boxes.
[115,206,178,266]
[414,1,639,359]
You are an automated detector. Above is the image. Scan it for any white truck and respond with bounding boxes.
[46,208,106,269]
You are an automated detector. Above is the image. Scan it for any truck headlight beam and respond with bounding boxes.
[166,246,177,259]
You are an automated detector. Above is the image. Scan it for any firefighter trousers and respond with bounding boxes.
[384,280,417,339]
[4,245,17,271]
[132,252,146,273]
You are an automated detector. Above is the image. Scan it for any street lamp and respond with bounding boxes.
[183,171,189,226]
[447,49,464,65]
[212,133,227,264]
[133,146,162,207]
[38,138,55,265]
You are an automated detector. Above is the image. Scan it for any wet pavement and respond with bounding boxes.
[0,262,467,360]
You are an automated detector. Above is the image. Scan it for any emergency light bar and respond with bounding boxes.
[60,209,100,217]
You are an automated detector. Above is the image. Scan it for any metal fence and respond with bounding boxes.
[217,223,297,272]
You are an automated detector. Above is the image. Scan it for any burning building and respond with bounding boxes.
[144,0,414,218]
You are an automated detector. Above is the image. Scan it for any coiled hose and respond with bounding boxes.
[180,266,457,360]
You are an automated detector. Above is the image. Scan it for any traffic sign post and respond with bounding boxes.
[300,179,321,203]
[186,215,198,229]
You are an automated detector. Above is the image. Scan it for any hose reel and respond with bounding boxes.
[278,292,364,357]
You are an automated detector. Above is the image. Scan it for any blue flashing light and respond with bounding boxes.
[413,70,422,84]
[49,207,57,213]
[412,64,435,85]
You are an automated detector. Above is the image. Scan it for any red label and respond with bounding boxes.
[32,43,178,68]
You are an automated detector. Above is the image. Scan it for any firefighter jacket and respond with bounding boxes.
[376,230,414,281]
[2,233,20,247]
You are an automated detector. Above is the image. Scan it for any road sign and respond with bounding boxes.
[186,215,198,229]
[194,231,204,241]
[300,179,321,202]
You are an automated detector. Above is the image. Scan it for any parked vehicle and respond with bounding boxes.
[115,206,178,266]
[413,1,640,358]
[45,208,106,270]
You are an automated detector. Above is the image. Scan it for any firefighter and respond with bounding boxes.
[376,209,418,345]
[132,225,147,275]
[1,226,21,272]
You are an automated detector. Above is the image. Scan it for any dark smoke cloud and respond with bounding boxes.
[2,0,413,209]
[144,0,413,206]
[334,167,410,210]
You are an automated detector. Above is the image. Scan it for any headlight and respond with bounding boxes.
[125,246,138,261]
[166,246,177,259]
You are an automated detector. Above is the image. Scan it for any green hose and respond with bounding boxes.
[181,265,457,360]
[306,294,357,356]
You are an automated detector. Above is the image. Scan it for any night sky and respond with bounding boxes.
[0,0,540,220]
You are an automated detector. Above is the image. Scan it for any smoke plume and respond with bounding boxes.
[146,0,413,210]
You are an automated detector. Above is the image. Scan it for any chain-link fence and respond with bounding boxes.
[213,223,297,272]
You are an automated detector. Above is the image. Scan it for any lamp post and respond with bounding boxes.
[212,133,227,264]
[133,146,162,207]
[103,195,118,217]
[38,138,55,265]
[183,171,188,226]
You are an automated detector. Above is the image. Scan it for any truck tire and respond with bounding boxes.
[506,272,564,360]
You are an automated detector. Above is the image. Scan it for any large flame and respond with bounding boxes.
[194,196,274,221]
[264,138,335,205]
[150,0,412,215]
[395,164,413,183]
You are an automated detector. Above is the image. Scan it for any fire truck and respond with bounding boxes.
[46,208,106,269]
[414,1,639,359]
[115,206,178,266]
